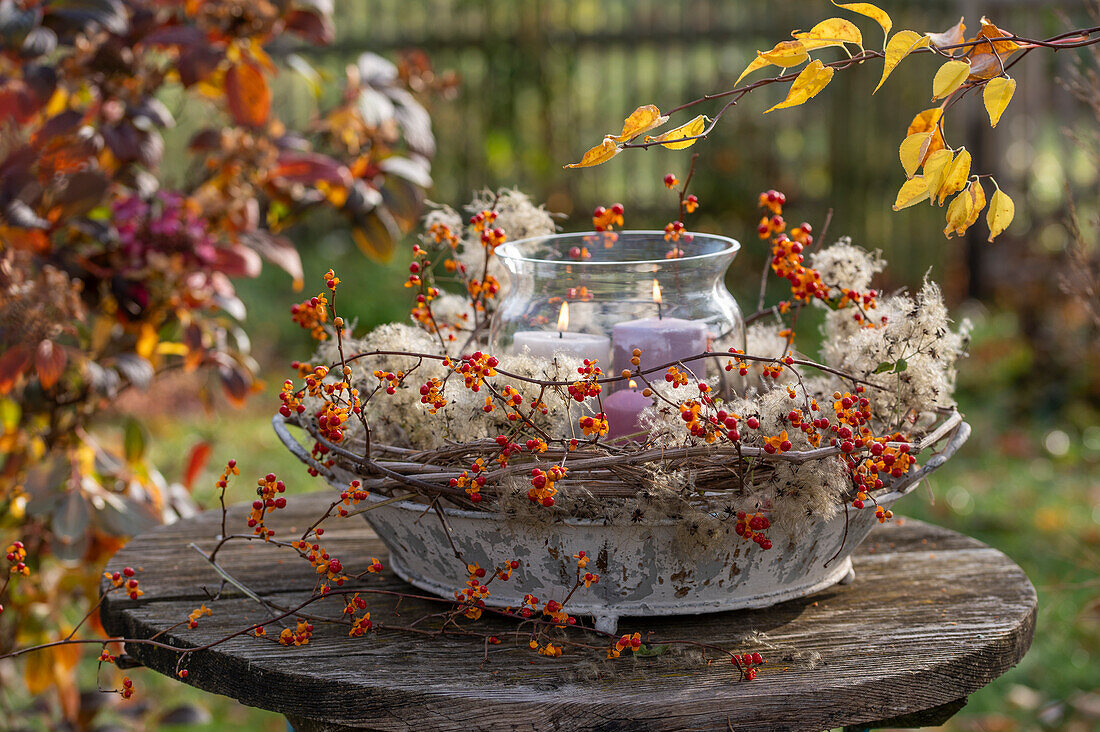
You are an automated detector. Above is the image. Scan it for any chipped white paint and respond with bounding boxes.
[275,416,969,634]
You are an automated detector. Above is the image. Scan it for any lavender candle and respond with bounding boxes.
[612,281,709,379]
[603,380,652,441]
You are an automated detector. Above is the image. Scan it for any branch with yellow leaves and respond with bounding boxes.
[564,2,1100,242]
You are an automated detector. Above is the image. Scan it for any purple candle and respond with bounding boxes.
[603,380,652,441]
[612,282,709,379]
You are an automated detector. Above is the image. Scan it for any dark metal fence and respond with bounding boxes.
[295,0,1093,300]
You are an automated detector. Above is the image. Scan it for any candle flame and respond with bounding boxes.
[628,379,638,389]
[557,301,569,332]
[652,279,662,305]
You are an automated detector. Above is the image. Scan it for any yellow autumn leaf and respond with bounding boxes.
[613,104,668,142]
[136,322,159,362]
[907,108,946,163]
[765,60,835,113]
[965,179,987,229]
[794,18,864,51]
[155,342,190,357]
[892,176,930,210]
[983,76,1016,128]
[758,40,810,68]
[937,148,971,204]
[945,179,987,237]
[831,1,893,41]
[922,148,954,200]
[987,187,1015,241]
[564,137,622,168]
[24,650,53,695]
[943,188,974,238]
[899,131,933,178]
[932,59,971,99]
[735,55,772,85]
[875,30,930,93]
[645,115,709,150]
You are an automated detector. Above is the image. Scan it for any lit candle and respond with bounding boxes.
[512,302,611,366]
[612,280,709,379]
[603,379,652,441]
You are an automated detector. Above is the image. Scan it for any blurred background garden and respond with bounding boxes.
[2,0,1099,729]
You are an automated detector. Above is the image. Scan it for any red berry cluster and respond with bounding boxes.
[344,594,372,637]
[725,348,750,376]
[373,368,405,395]
[290,293,329,340]
[528,465,566,506]
[608,632,642,659]
[592,203,625,232]
[664,220,686,242]
[5,540,28,578]
[470,210,505,251]
[733,651,765,681]
[567,360,603,402]
[496,559,520,582]
[734,511,773,550]
[757,189,787,218]
[418,377,447,413]
[492,434,524,466]
[449,459,488,503]
[187,603,212,629]
[248,473,287,540]
[279,380,305,418]
[447,352,499,392]
[103,566,143,599]
[454,562,493,620]
[338,480,369,516]
[578,412,609,437]
[758,191,881,319]
[664,365,690,388]
[279,620,313,646]
[290,536,347,585]
[467,273,500,303]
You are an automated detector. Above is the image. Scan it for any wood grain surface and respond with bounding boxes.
[100,492,1036,732]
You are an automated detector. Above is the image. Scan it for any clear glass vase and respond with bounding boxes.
[491,231,745,386]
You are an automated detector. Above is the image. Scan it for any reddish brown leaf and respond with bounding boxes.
[183,322,204,373]
[35,339,67,388]
[239,231,303,289]
[140,24,205,47]
[271,151,352,187]
[182,441,213,491]
[212,245,262,278]
[225,60,270,128]
[177,44,223,87]
[219,364,252,407]
[285,9,334,45]
[0,81,41,124]
[0,344,31,394]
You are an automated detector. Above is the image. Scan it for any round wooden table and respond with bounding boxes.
[100,492,1036,732]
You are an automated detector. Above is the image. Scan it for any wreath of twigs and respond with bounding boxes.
[282,346,963,515]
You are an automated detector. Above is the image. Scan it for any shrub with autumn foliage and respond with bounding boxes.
[0,0,440,720]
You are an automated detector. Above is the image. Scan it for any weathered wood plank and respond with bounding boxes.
[101,492,1036,732]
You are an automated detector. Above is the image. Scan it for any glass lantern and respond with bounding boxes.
[491,231,745,391]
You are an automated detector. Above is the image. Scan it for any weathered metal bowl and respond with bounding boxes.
[274,414,968,633]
